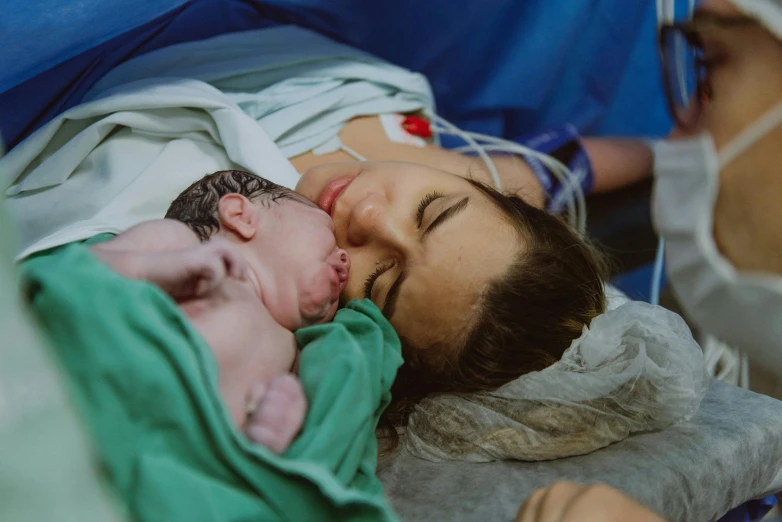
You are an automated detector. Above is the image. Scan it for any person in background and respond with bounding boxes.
[515,0,782,519]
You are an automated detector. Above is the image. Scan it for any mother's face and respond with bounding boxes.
[296,161,518,355]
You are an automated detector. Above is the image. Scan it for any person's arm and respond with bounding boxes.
[92,219,201,254]
[582,137,654,193]
[515,482,667,522]
[474,137,653,204]
[90,220,246,301]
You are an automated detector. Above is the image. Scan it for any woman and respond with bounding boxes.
[292,149,614,416]
[516,0,782,520]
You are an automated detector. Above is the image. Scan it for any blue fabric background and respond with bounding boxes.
[0,0,672,150]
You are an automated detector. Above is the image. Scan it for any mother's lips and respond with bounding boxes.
[317,176,354,216]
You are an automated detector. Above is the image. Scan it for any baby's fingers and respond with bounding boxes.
[246,374,307,454]
[207,239,248,281]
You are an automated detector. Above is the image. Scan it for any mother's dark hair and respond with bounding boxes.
[382,180,609,439]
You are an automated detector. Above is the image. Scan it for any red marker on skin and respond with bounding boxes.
[402,115,432,138]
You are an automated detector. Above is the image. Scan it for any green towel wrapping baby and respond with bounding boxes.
[20,170,403,522]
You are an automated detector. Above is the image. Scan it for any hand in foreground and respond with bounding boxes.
[244,375,307,454]
[515,482,667,522]
[137,239,248,300]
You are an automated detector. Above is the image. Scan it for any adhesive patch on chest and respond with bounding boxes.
[379,113,427,148]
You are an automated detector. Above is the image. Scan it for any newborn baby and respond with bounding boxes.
[90,172,350,454]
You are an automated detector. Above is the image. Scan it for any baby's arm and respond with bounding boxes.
[91,220,246,300]
[96,219,201,253]
[96,220,307,453]
[182,275,307,455]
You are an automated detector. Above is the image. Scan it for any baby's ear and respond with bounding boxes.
[217,194,259,240]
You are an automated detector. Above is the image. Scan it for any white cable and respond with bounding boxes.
[461,137,587,232]
[424,110,503,191]
[650,238,665,306]
[339,143,367,162]
[448,136,586,232]
[421,110,587,233]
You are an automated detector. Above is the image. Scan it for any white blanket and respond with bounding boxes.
[1,26,433,258]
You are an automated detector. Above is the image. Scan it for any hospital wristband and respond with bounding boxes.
[512,124,595,213]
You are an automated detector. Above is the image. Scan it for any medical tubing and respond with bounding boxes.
[424,111,503,191]
[420,110,586,232]
[448,136,586,232]
[339,143,367,162]
[454,130,586,230]
[650,238,665,306]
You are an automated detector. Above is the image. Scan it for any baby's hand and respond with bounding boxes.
[244,374,307,454]
[141,239,248,301]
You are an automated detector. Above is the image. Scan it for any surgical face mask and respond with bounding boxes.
[653,100,782,377]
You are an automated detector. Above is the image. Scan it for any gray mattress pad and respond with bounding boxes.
[379,380,782,522]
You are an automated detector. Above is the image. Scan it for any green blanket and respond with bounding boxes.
[0,210,126,522]
[23,244,403,522]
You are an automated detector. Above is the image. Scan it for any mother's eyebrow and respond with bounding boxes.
[383,196,470,318]
[422,197,469,239]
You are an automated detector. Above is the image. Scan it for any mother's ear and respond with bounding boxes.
[217,194,259,240]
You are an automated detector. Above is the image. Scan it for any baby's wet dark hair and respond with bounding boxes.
[166,170,301,241]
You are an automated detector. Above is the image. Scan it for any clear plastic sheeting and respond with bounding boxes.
[405,300,709,462]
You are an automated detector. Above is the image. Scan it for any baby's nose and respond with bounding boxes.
[334,248,350,282]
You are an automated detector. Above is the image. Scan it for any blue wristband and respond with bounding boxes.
[513,125,594,213]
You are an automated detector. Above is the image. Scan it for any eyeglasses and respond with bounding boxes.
[659,15,756,131]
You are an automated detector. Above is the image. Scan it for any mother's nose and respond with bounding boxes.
[346,193,397,246]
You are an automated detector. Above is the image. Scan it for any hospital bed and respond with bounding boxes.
[2,1,781,521]
[380,380,782,522]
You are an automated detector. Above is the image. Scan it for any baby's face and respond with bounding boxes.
[252,193,350,330]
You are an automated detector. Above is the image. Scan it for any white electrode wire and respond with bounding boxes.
[447,136,586,232]
[339,143,367,162]
[424,111,503,191]
[453,135,587,232]
[650,238,666,306]
[459,143,583,232]
[422,110,587,232]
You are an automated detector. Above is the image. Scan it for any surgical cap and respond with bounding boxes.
[730,0,782,40]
